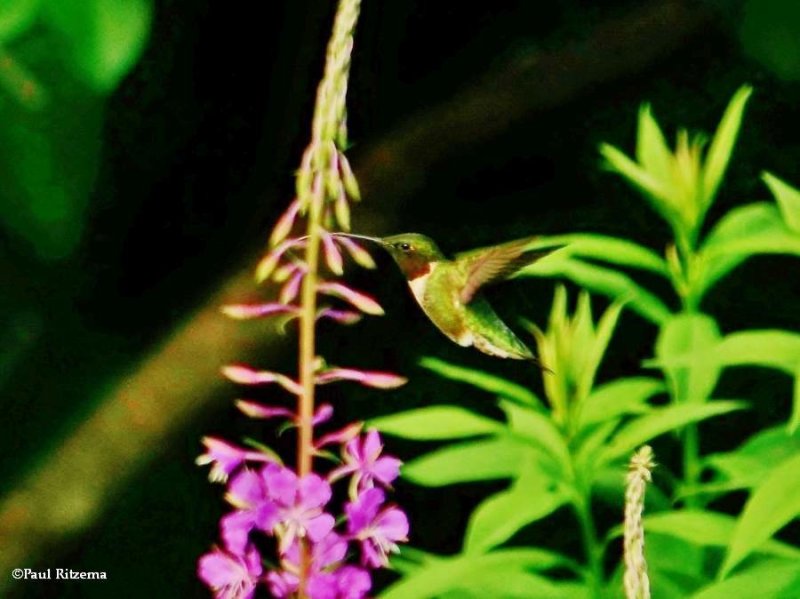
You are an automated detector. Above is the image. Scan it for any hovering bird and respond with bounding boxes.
[334,232,561,363]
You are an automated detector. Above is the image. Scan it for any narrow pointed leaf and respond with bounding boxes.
[369,406,501,440]
[695,203,790,297]
[637,103,673,184]
[763,171,800,233]
[380,549,578,599]
[500,400,570,472]
[598,401,746,465]
[402,437,527,486]
[720,452,800,578]
[792,369,800,433]
[521,233,668,275]
[577,299,623,401]
[701,86,752,209]
[464,461,566,554]
[578,377,664,430]
[695,560,800,599]
[600,143,674,220]
[704,425,800,491]
[520,255,671,325]
[710,330,800,374]
[641,510,800,560]
[419,356,542,408]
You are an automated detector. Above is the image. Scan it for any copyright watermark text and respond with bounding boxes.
[11,568,107,581]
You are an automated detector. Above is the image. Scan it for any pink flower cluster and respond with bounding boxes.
[198,192,408,598]
[197,431,407,599]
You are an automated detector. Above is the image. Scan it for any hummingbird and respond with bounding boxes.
[334,232,561,363]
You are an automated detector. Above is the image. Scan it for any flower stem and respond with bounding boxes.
[296,210,323,597]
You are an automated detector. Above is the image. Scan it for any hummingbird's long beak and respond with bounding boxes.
[330,232,387,247]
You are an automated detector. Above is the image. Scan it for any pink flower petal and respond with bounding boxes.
[372,456,402,486]
[312,404,334,426]
[339,153,361,201]
[362,429,383,460]
[222,365,303,395]
[221,303,299,320]
[317,282,384,315]
[336,236,376,269]
[317,308,363,325]
[316,368,407,389]
[279,269,305,304]
[316,422,363,451]
[269,198,302,247]
[306,513,336,543]
[321,232,344,275]
[235,400,295,420]
[376,507,410,542]
[255,238,306,283]
[334,190,351,231]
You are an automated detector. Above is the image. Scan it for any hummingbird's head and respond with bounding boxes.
[380,233,445,279]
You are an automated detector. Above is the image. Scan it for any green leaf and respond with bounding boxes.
[701,86,752,209]
[656,312,721,403]
[0,0,40,42]
[370,406,501,440]
[704,425,800,492]
[643,510,800,560]
[701,203,800,258]
[41,0,152,92]
[793,368,800,433]
[577,299,623,402]
[695,203,799,298]
[713,330,800,374]
[463,459,566,554]
[598,401,746,466]
[530,233,668,276]
[693,560,800,599]
[402,437,527,486]
[720,452,800,578]
[520,255,671,325]
[500,400,570,473]
[600,142,676,223]
[578,377,664,429]
[637,103,673,186]
[419,356,541,408]
[379,549,578,599]
[763,172,800,233]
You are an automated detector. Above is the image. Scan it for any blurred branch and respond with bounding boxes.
[352,0,712,220]
[0,0,712,584]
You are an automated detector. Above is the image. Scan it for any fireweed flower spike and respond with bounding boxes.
[198,0,408,596]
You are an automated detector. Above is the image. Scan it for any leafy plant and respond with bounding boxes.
[373,88,800,598]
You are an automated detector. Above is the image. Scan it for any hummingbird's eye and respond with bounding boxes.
[396,242,412,252]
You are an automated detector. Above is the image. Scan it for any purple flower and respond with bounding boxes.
[307,566,371,599]
[346,488,409,568]
[261,463,335,553]
[266,532,349,598]
[198,545,262,599]
[330,430,401,493]
[220,469,277,554]
[195,437,275,483]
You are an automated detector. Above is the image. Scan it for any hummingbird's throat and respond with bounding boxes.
[405,261,431,280]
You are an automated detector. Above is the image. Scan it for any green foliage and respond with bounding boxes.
[0,0,152,259]
[379,87,800,598]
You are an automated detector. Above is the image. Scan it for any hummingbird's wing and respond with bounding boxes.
[456,236,560,304]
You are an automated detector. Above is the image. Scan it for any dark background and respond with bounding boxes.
[2,0,799,596]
